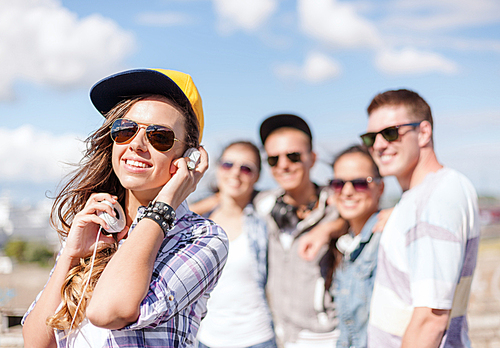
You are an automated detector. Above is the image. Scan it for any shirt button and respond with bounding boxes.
[168,295,174,301]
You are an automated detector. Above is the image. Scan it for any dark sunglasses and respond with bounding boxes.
[219,161,256,175]
[329,176,380,192]
[110,118,181,152]
[267,152,302,167]
[360,122,421,147]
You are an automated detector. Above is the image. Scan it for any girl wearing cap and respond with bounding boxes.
[22,69,229,348]
[196,141,277,348]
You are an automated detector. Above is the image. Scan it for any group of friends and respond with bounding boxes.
[21,67,480,348]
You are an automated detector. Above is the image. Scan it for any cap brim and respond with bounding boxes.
[90,69,194,117]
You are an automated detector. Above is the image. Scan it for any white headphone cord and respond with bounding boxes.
[68,227,102,343]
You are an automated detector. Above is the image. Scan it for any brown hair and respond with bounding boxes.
[47,94,199,331]
[367,89,433,129]
[333,145,381,179]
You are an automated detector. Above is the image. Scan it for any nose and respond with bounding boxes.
[128,128,148,152]
[340,181,356,195]
[372,133,389,151]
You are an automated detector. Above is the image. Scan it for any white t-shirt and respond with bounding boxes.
[197,231,274,347]
[368,168,480,348]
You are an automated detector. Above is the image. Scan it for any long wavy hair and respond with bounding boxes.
[46,94,200,331]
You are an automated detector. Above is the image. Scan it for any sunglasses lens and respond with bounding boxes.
[146,125,176,152]
[381,127,399,142]
[267,156,279,167]
[220,161,234,170]
[329,179,345,192]
[360,134,376,147]
[287,152,301,163]
[240,165,254,175]
[111,119,139,144]
[351,179,370,191]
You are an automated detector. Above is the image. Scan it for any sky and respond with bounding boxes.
[0,0,499,206]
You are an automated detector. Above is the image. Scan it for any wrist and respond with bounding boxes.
[139,201,176,237]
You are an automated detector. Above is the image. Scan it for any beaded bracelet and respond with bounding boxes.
[140,201,176,237]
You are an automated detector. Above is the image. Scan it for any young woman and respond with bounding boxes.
[329,145,384,348]
[22,68,229,348]
[195,141,277,348]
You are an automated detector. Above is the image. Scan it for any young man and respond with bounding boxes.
[362,90,480,348]
[254,114,344,348]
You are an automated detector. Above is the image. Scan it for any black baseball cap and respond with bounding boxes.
[259,114,313,146]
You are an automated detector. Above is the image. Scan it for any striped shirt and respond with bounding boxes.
[23,201,229,347]
[367,168,480,347]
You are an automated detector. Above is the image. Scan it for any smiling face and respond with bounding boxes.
[217,143,260,203]
[111,96,186,202]
[264,128,315,193]
[333,152,383,234]
[367,105,421,185]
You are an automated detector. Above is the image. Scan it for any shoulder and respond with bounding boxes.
[253,188,283,215]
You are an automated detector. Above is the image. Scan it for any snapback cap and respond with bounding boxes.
[259,113,312,146]
[90,68,204,141]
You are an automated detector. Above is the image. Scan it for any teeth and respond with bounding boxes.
[341,199,357,207]
[381,154,394,161]
[126,160,150,168]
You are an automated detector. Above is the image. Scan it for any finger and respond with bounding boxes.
[195,146,209,174]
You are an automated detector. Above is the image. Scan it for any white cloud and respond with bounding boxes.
[136,11,193,27]
[0,126,84,183]
[212,0,278,33]
[384,0,500,31]
[0,0,135,99]
[297,0,382,48]
[375,47,459,75]
[275,51,341,83]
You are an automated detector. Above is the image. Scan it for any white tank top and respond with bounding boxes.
[197,231,274,347]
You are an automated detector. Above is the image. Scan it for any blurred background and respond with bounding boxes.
[0,0,499,346]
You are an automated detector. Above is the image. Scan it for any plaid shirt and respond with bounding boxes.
[23,201,229,347]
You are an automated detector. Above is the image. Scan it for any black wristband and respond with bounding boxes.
[140,201,176,237]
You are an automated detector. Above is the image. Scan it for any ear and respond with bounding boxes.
[310,151,317,167]
[418,120,433,148]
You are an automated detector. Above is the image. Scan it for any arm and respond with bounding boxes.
[22,195,129,347]
[372,207,394,233]
[189,193,220,215]
[87,147,210,329]
[401,307,450,348]
[297,217,348,261]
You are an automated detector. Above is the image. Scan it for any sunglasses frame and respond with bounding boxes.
[329,176,381,192]
[360,122,422,147]
[267,152,302,167]
[219,160,257,176]
[110,118,181,153]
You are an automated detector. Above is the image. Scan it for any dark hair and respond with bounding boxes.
[332,145,381,179]
[220,141,262,174]
[367,89,433,129]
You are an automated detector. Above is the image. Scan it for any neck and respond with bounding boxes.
[398,147,443,191]
[350,210,377,236]
[125,190,158,225]
[284,181,316,207]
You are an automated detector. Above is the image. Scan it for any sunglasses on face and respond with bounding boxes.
[110,118,181,152]
[329,176,380,192]
[267,152,302,167]
[360,122,421,147]
[219,161,256,175]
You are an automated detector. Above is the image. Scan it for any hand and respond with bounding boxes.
[63,193,129,263]
[298,218,348,261]
[372,207,394,233]
[155,146,209,209]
